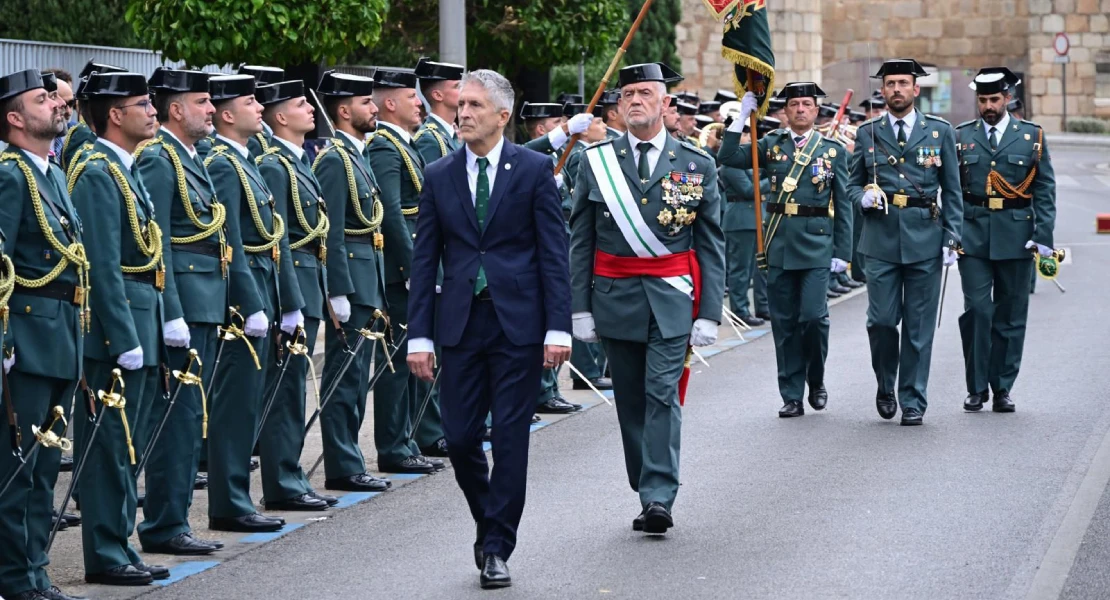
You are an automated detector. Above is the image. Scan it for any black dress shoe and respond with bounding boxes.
[84,564,153,586]
[632,509,645,531]
[379,455,435,474]
[417,455,445,470]
[209,513,284,533]
[843,278,865,289]
[642,502,674,534]
[142,532,219,556]
[964,391,988,412]
[876,391,897,420]
[778,401,805,418]
[326,473,391,492]
[536,397,577,414]
[900,408,924,426]
[826,289,842,299]
[189,532,224,549]
[737,314,765,327]
[59,455,74,472]
[308,491,339,506]
[132,562,169,580]
[264,493,328,511]
[479,555,511,589]
[832,284,851,294]
[756,312,771,320]
[992,390,1016,413]
[193,474,208,490]
[573,377,613,391]
[60,511,81,527]
[41,586,86,600]
[808,386,828,411]
[419,438,449,457]
[137,494,145,508]
[50,513,68,531]
[474,523,486,570]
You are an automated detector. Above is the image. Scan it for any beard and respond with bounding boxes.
[351,112,375,135]
[980,109,1002,125]
[183,116,212,141]
[886,94,913,113]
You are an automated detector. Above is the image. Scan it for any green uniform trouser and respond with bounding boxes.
[138,324,216,546]
[373,283,423,464]
[537,368,560,405]
[864,256,943,413]
[851,203,866,282]
[726,230,758,316]
[570,338,606,382]
[958,256,1034,395]
[766,267,830,402]
[320,304,378,479]
[0,372,77,597]
[600,315,685,511]
[260,318,319,502]
[75,361,155,574]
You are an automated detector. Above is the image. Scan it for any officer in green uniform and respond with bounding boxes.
[570,63,725,535]
[956,68,1056,413]
[365,67,445,473]
[60,61,127,174]
[721,83,853,417]
[312,71,392,492]
[599,90,625,141]
[68,70,167,586]
[675,100,698,145]
[413,57,465,164]
[717,123,768,327]
[238,65,286,159]
[134,68,244,555]
[847,58,963,426]
[255,80,335,510]
[0,68,89,600]
[204,74,289,533]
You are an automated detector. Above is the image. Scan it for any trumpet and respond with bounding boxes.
[696,100,746,149]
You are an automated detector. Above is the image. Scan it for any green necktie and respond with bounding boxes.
[637,141,653,181]
[896,120,907,145]
[988,126,998,151]
[473,156,490,295]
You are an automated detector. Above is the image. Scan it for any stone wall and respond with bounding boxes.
[1025,0,1110,130]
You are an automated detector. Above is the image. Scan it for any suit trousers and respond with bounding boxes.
[259,318,319,502]
[958,256,1034,395]
[766,267,830,402]
[440,297,542,562]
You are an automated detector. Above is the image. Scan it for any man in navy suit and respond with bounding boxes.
[407,69,571,590]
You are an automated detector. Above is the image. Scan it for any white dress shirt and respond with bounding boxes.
[627,126,669,177]
[23,147,51,175]
[982,111,1011,147]
[428,112,456,141]
[408,136,571,354]
[215,134,251,160]
[273,135,305,160]
[160,127,197,158]
[887,110,918,141]
[787,127,815,149]
[377,120,413,145]
[99,138,135,171]
[338,129,365,154]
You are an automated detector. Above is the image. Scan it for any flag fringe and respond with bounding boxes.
[722,46,775,118]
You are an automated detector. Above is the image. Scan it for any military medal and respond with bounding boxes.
[782,177,797,192]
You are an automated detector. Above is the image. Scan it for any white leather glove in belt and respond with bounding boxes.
[572,312,598,343]
[690,318,718,347]
[244,311,269,338]
[163,318,190,348]
[117,346,144,371]
[280,310,304,335]
[831,258,849,273]
[329,295,351,323]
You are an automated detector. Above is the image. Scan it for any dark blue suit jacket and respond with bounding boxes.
[408,138,571,348]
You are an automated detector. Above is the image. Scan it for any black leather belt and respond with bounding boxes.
[292,240,320,255]
[475,288,493,301]
[964,193,1031,210]
[727,195,753,203]
[122,271,158,287]
[345,233,375,245]
[172,239,222,258]
[14,281,84,305]
[766,203,828,217]
[883,194,936,209]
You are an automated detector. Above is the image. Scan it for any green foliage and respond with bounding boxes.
[0,0,140,48]
[624,0,681,72]
[550,54,612,100]
[125,0,388,67]
[1065,117,1110,134]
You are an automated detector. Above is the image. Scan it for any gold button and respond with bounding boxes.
[399,267,404,271]
[990,161,996,166]
[294,260,300,266]
[24,306,30,313]
[900,158,905,163]
[349,253,354,258]
[641,198,648,205]
[105,340,110,346]
[899,189,905,193]
[189,265,194,270]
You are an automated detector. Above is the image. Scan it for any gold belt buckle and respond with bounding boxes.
[988,197,1004,210]
[892,194,908,208]
[784,203,799,216]
[782,177,797,193]
[73,286,86,305]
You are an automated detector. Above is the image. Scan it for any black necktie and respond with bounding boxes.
[896,120,907,145]
[988,126,998,151]
[637,142,653,181]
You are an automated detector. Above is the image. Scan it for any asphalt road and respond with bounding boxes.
[68,145,1110,600]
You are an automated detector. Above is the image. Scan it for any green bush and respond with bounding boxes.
[1065,117,1110,134]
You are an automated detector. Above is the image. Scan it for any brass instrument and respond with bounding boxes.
[1035,247,1066,280]
[696,100,745,148]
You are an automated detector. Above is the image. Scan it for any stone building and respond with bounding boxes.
[675,0,1109,131]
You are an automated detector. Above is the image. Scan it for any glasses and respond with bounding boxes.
[65,100,76,109]
[117,99,153,111]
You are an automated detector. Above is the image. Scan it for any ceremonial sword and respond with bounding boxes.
[0,406,69,498]
[252,325,308,450]
[134,350,201,476]
[303,310,391,436]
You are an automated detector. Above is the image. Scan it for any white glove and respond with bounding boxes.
[244,311,269,338]
[280,310,304,335]
[572,312,598,343]
[554,174,566,190]
[942,246,959,266]
[1025,240,1053,257]
[690,318,718,347]
[405,279,410,291]
[117,346,144,371]
[329,295,351,323]
[3,350,15,375]
[831,258,849,273]
[163,318,190,348]
[727,92,759,133]
[546,127,569,150]
[566,113,593,136]
[861,189,884,210]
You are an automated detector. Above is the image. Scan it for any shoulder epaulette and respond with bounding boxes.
[956,119,977,129]
[679,139,711,159]
[1020,119,1041,129]
[585,138,614,150]
[924,113,950,125]
[862,116,883,127]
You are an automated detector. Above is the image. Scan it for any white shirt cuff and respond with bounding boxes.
[544,330,572,348]
[547,127,569,150]
[408,337,435,355]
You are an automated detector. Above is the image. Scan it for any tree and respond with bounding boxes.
[125,0,389,67]
[624,0,681,72]
[0,0,139,48]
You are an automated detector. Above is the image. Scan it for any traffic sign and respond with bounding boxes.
[1054,32,1070,56]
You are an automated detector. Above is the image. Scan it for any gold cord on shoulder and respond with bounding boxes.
[311,142,384,236]
[205,146,285,260]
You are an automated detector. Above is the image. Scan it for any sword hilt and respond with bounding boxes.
[32,406,71,451]
[98,369,135,464]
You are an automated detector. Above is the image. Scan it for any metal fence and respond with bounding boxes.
[0,37,228,78]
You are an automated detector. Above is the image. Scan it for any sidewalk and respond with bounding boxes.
[1047,131,1110,149]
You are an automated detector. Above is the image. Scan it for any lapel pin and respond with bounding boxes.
[688,161,696,171]
[620,148,627,156]
[504,163,511,170]
[668,150,676,158]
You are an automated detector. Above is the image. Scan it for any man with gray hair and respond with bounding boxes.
[407,68,571,589]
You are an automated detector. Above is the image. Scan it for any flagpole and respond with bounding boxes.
[746,68,767,267]
[553,0,657,177]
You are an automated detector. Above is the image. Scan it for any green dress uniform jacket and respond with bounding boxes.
[69,140,163,575]
[569,132,725,510]
[60,121,97,173]
[955,115,1056,396]
[847,110,964,413]
[718,163,769,318]
[0,147,86,597]
[413,115,461,165]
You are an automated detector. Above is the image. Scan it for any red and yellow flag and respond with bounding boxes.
[704,0,776,116]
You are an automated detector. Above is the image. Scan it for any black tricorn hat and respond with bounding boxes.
[757,116,781,135]
[1007,98,1024,113]
[714,89,738,103]
[698,101,721,115]
[84,72,149,98]
[41,72,58,94]
[969,67,1021,95]
[519,102,562,120]
[776,82,828,100]
[562,103,587,118]
[148,68,210,94]
[872,58,929,79]
[209,75,256,102]
[818,104,839,118]
[767,97,786,111]
[675,90,700,105]
[860,95,886,108]
[0,69,45,102]
[414,57,464,81]
[556,92,584,105]
[373,67,417,89]
[238,65,285,85]
[618,63,683,87]
[78,60,126,80]
[676,101,698,116]
[599,89,621,106]
[848,110,867,123]
[694,114,715,127]
[318,70,375,97]
[256,80,305,106]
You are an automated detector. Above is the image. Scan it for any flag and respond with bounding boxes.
[704,0,775,116]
